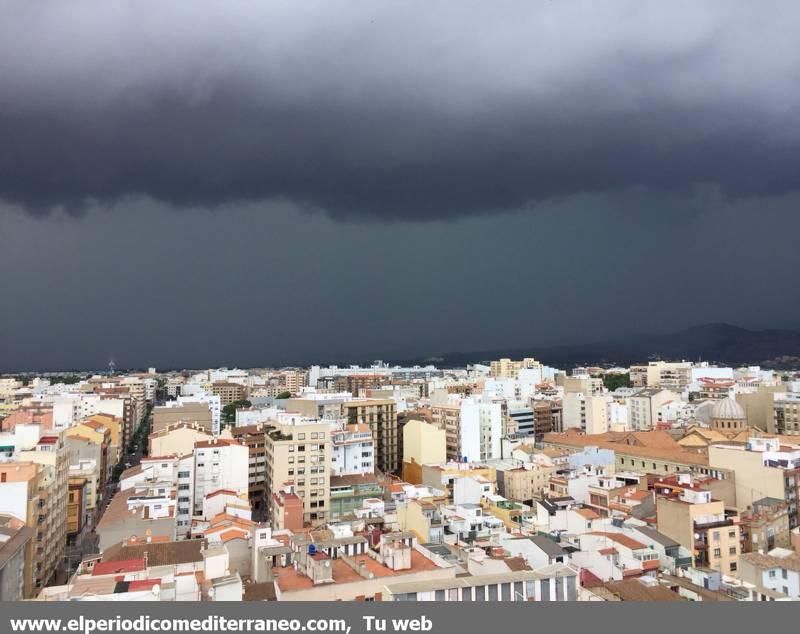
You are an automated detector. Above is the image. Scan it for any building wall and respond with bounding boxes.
[265,422,332,526]
[403,420,446,466]
[708,446,786,513]
[149,425,212,458]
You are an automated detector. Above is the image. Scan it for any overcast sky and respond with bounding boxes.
[2,1,799,371]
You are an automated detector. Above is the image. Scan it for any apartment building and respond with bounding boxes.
[457,398,502,463]
[148,421,212,458]
[280,370,307,396]
[344,399,398,474]
[740,549,800,599]
[0,514,34,601]
[532,400,563,437]
[211,382,247,406]
[226,424,268,519]
[193,438,249,515]
[627,389,681,431]
[264,419,332,527]
[401,419,446,483]
[740,498,791,553]
[431,404,461,462]
[330,423,374,476]
[17,434,68,591]
[772,392,800,436]
[176,393,222,435]
[563,393,609,434]
[655,474,741,575]
[630,361,691,390]
[0,462,40,598]
[152,402,213,434]
[66,477,88,538]
[489,357,541,379]
[709,437,800,530]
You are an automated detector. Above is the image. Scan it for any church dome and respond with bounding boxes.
[711,397,745,421]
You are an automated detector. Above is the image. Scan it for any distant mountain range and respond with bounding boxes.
[400,323,800,370]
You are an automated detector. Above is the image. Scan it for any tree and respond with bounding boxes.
[275,391,292,399]
[222,399,252,424]
[597,373,632,392]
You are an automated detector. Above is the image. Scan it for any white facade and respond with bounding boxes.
[193,440,249,516]
[177,394,221,435]
[330,426,374,476]
[459,399,502,462]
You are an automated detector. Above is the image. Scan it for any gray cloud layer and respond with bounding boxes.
[2,1,800,219]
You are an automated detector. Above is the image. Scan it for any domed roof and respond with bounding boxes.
[711,397,745,421]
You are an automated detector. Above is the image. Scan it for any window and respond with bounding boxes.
[782,569,788,579]
[298,433,305,440]
[713,531,720,542]
[769,570,776,578]
[713,548,721,558]
[729,546,737,555]
[730,562,737,572]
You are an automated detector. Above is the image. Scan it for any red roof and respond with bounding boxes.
[127,578,162,592]
[589,532,647,550]
[93,558,146,576]
[580,568,604,587]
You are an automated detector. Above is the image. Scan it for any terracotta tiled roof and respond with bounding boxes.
[92,558,146,576]
[589,532,648,550]
[102,539,208,567]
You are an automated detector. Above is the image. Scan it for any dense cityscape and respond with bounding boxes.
[1,357,799,602]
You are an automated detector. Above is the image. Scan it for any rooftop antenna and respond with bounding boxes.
[108,358,116,375]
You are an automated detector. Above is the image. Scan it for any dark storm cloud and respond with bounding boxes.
[1,1,800,220]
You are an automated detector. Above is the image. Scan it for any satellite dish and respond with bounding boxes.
[152,584,160,596]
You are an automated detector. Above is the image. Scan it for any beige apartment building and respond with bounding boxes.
[280,370,307,396]
[211,382,247,406]
[430,405,461,462]
[489,357,540,379]
[17,436,69,591]
[772,392,800,436]
[496,463,555,503]
[0,462,40,598]
[628,389,681,431]
[738,385,784,433]
[402,419,446,483]
[344,399,398,474]
[152,402,213,434]
[264,420,331,527]
[148,421,212,457]
[708,440,799,530]
[630,361,691,390]
[562,393,608,434]
[656,478,741,575]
